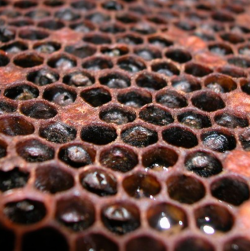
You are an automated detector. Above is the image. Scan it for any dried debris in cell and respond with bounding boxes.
[0,0,250,250]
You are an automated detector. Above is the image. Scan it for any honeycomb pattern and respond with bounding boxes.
[0,0,250,250]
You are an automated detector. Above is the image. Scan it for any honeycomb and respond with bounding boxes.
[0,0,250,250]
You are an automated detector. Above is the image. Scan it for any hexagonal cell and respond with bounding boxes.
[117,89,152,108]
[162,126,198,149]
[33,41,61,54]
[80,168,117,196]
[86,12,110,24]
[211,11,235,22]
[100,23,126,34]
[27,68,59,86]
[211,176,249,206]
[239,44,250,56]
[204,74,237,93]
[121,125,158,147]
[70,21,95,33]
[55,8,80,21]
[131,22,157,35]
[99,72,130,89]
[215,112,248,128]
[55,196,95,231]
[201,130,236,152]
[220,32,244,44]
[151,61,179,76]
[185,151,223,177]
[167,174,205,204]
[191,91,225,112]
[156,90,187,109]
[16,138,54,162]
[19,29,49,41]
[63,71,94,87]
[117,33,144,45]
[0,41,28,54]
[165,48,192,63]
[39,122,76,144]
[48,54,77,70]
[117,56,146,72]
[177,110,211,129]
[65,44,96,59]
[134,47,161,61]
[194,204,234,234]
[81,124,117,145]
[101,45,129,57]
[123,172,161,199]
[35,165,74,194]
[4,199,46,225]
[224,237,250,251]
[81,87,111,107]
[0,116,34,136]
[44,0,64,7]
[116,12,139,23]
[76,233,118,251]
[217,65,247,78]
[228,56,250,69]
[208,43,233,56]
[142,146,178,171]
[59,144,94,168]
[0,100,17,114]
[83,33,111,45]
[100,105,136,125]
[13,53,44,68]
[25,9,50,20]
[0,167,29,192]
[14,1,37,8]
[0,139,7,159]
[4,83,39,100]
[125,236,166,251]
[20,101,57,119]
[185,62,213,77]
[0,27,15,43]
[82,57,113,71]
[174,236,215,251]
[100,145,138,172]
[38,20,65,30]
[171,75,201,93]
[101,202,140,235]
[239,129,250,150]
[148,36,173,47]
[21,227,69,251]
[9,19,34,28]
[147,202,187,233]
[43,86,77,106]
[139,105,174,126]
[71,0,96,10]
[136,71,167,90]
[240,78,250,95]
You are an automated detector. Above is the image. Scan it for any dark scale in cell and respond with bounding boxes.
[63,71,94,87]
[27,69,59,86]
[59,144,93,168]
[14,53,44,68]
[4,199,47,225]
[136,72,167,90]
[4,84,39,101]
[0,100,17,114]
[80,168,117,196]
[0,27,15,43]
[121,125,158,147]
[178,111,211,129]
[211,177,249,206]
[16,138,55,162]
[152,61,180,77]
[174,237,215,251]
[65,45,96,59]
[82,57,113,71]
[34,41,61,54]
[43,86,76,106]
[215,113,248,128]
[81,124,117,145]
[139,105,174,126]
[201,131,236,152]
[101,202,140,235]
[100,145,138,172]
[55,196,95,232]
[0,41,28,54]
[81,88,111,107]
[117,90,152,108]
[118,56,146,73]
[0,167,29,192]
[162,127,198,148]
[100,106,136,125]
[39,122,76,144]
[156,90,187,109]
[99,72,131,89]
[38,20,65,30]
[185,151,223,177]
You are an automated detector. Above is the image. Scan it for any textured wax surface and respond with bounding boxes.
[0,0,250,251]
